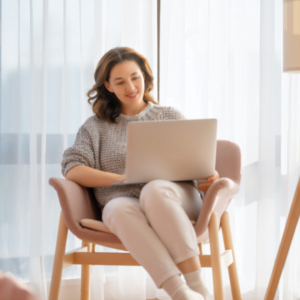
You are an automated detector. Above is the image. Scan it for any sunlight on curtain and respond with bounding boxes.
[2,0,300,299]
[160,0,300,299]
[0,0,157,299]
[160,0,260,167]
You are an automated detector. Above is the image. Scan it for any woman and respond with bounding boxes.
[61,47,218,300]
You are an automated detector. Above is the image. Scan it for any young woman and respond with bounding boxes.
[61,47,218,300]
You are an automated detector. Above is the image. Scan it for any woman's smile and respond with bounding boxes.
[126,92,138,99]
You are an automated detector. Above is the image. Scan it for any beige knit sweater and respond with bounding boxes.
[61,102,187,207]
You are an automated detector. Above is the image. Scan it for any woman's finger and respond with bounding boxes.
[207,171,219,182]
[197,183,211,191]
[198,171,219,191]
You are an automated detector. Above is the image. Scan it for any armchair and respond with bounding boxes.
[48,140,242,300]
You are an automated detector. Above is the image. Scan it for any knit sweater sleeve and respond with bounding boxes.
[61,125,96,177]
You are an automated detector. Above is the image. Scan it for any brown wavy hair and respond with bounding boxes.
[87,47,157,123]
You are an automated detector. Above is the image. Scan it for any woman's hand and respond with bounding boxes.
[197,170,219,193]
[118,174,126,182]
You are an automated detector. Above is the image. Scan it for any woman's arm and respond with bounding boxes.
[65,165,125,188]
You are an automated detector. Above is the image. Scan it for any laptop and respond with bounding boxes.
[111,118,217,186]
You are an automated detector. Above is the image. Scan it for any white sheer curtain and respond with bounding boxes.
[2,0,300,300]
[160,0,300,299]
[0,0,158,299]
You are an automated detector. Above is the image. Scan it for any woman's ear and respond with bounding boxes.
[104,81,113,93]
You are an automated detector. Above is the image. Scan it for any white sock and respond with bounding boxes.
[184,269,212,300]
[161,275,204,300]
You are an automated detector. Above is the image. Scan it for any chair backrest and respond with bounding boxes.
[215,140,241,184]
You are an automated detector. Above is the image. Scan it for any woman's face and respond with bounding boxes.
[104,60,146,116]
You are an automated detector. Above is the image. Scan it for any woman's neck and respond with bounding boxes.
[121,100,148,116]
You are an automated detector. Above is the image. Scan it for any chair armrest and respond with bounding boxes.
[49,177,125,248]
[49,178,99,231]
[194,177,239,240]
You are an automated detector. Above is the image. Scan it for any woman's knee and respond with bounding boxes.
[102,197,140,226]
[140,180,181,210]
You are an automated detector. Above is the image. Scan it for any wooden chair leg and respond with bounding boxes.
[209,212,225,300]
[81,241,91,300]
[221,211,242,300]
[49,212,68,300]
[198,242,204,255]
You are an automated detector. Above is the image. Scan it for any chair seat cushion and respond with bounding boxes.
[81,219,112,233]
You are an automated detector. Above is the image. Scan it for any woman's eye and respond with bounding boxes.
[116,81,124,85]
[133,76,140,80]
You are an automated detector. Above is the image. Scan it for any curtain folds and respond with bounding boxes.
[1,0,300,299]
[160,0,300,299]
[1,0,158,299]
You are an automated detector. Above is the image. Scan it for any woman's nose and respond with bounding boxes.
[125,80,135,92]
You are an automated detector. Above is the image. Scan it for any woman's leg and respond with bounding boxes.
[177,255,201,274]
[139,180,202,265]
[102,197,204,300]
[140,180,212,300]
[102,197,181,287]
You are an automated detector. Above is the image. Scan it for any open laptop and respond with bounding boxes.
[111,118,217,186]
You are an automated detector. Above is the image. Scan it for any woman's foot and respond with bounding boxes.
[162,275,204,300]
[172,285,204,300]
[184,269,212,300]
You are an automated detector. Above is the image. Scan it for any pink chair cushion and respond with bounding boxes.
[80,219,111,233]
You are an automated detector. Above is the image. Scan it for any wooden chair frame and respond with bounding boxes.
[49,210,241,300]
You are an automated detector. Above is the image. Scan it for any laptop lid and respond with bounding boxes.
[120,118,217,185]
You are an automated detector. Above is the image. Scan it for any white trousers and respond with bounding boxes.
[102,179,203,288]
